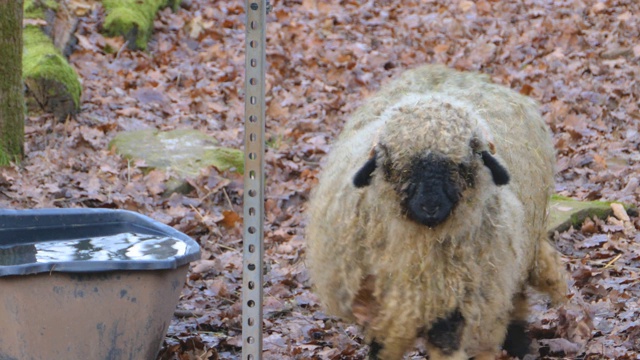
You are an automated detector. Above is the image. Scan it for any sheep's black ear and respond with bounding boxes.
[353,154,377,188]
[480,151,510,185]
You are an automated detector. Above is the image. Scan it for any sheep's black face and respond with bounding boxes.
[353,151,473,227]
[352,145,509,227]
[398,154,466,227]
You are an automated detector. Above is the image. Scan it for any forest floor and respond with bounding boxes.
[2,0,640,359]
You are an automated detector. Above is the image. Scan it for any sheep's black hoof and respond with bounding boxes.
[368,340,383,360]
[426,308,465,355]
[502,320,531,359]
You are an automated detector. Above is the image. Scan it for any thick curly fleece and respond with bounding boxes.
[306,65,567,360]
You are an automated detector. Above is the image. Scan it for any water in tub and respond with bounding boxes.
[0,233,188,265]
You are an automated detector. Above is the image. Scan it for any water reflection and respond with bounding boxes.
[0,233,187,266]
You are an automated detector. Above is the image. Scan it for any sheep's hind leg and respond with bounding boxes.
[530,239,568,305]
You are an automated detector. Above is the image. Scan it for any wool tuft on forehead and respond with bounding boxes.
[377,94,484,165]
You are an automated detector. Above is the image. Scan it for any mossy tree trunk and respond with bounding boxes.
[0,0,25,165]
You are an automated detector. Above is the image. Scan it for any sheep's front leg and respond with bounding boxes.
[367,340,383,360]
[376,336,417,360]
[472,352,497,360]
[425,308,468,360]
[426,347,468,360]
[368,324,419,360]
[502,292,531,358]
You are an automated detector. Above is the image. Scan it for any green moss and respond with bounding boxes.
[0,151,20,166]
[23,26,81,110]
[43,0,58,10]
[23,0,58,20]
[24,0,44,19]
[1,0,25,165]
[0,151,8,166]
[102,0,179,50]
[103,43,116,54]
[551,195,636,212]
[203,147,245,174]
[548,195,638,234]
[168,0,182,12]
[266,134,284,150]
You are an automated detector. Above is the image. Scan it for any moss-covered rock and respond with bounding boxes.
[110,129,244,194]
[102,0,180,50]
[548,195,638,234]
[23,25,81,120]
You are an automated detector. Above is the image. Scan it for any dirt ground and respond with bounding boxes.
[2,0,640,359]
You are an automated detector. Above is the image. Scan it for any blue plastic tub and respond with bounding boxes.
[0,208,201,360]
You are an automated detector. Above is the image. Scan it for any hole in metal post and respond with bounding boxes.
[251,59,257,67]
[248,226,256,234]
[250,96,256,104]
[248,355,254,360]
[249,115,257,122]
[250,133,256,141]
[248,281,255,289]
[248,336,255,344]
[249,152,256,160]
[248,189,256,197]
[250,20,257,29]
[250,3,258,10]
[249,244,255,253]
[250,78,257,85]
[248,318,254,326]
[248,263,256,271]
[249,171,255,179]
[248,300,255,307]
[250,40,257,48]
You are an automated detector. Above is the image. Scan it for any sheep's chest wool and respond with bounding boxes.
[306,65,567,360]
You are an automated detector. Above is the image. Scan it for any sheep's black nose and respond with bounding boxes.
[422,205,440,217]
[408,197,452,227]
[421,210,446,227]
[401,154,461,227]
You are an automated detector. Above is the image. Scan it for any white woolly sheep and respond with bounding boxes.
[305,65,567,360]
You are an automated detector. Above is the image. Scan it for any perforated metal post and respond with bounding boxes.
[242,1,266,359]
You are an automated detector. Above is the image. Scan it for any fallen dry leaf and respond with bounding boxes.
[611,203,630,222]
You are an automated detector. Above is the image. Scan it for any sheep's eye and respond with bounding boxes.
[469,137,482,151]
[381,160,395,182]
[458,163,475,188]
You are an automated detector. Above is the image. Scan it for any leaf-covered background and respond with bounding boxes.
[1,0,640,359]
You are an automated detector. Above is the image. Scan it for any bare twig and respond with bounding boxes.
[189,204,218,235]
[222,187,234,209]
[115,40,129,60]
[604,254,622,269]
[174,309,204,318]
